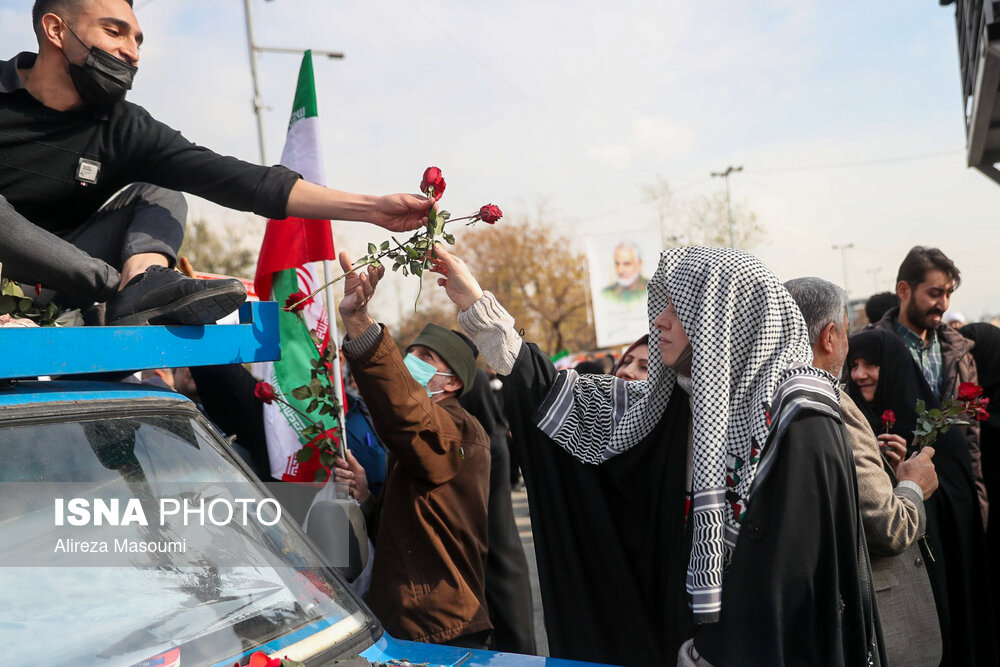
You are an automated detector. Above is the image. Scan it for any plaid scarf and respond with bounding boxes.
[535,246,832,622]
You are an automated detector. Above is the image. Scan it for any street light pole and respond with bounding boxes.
[832,243,855,297]
[241,0,345,165]
[710,165,743,248]
[866,266,882,292]
[242,0,267,164]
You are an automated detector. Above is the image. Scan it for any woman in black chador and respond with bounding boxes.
[847,328,997,666]
[433,244,882,666]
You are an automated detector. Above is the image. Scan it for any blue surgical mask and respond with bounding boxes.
[403,353,454,397]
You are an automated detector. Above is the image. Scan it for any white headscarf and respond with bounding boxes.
[536,246,829,622]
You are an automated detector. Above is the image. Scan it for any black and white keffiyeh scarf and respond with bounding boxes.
[535,246,838,623]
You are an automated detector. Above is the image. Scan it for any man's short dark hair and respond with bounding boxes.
[864,291,898,324]
[32,0,133,37]
[896,246,961,291]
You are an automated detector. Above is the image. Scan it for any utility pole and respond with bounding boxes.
[832,243,854,297]
[242,0,344,164]
[866,266,882,292]
[710,165,743,248]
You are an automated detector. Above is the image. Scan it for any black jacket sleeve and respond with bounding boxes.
[123,105,301,220]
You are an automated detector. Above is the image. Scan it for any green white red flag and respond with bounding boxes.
[254,52,339,483]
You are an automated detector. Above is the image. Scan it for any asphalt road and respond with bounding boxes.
[511,486,549,656]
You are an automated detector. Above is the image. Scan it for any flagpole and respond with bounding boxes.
[322,258,348,464]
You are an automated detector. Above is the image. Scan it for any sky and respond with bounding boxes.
[4,0,999,326]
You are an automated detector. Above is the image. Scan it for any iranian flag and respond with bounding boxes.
[254,51,340,483]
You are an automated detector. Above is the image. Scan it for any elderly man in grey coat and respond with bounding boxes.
[785,277,941,667]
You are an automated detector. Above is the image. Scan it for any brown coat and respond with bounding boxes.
[346,326,492,644]
[874,308,987,525]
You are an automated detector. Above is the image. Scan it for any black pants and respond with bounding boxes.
[485,432,537,655]
[0,184,186,306]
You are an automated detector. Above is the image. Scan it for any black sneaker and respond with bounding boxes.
[105,266,247,326]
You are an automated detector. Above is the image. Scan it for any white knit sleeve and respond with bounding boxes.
[456,291,523,375]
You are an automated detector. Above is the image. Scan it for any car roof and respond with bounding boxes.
[0,379,190,408]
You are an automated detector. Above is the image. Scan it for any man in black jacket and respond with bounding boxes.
[1,0,430,325]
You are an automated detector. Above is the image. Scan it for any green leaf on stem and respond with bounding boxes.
[296,448,314,463]
[368,242,377,254]
[291,386,311,401]
[314,469,328,483]
[380,240,390,251]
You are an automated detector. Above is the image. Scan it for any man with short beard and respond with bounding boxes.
[874,245,987,525]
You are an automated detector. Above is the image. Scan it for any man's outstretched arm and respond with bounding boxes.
[286,180,432,233]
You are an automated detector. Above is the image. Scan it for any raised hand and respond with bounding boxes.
[338,251,384,337]
[429,244,484,310]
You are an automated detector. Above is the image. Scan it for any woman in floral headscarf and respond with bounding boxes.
[432,245,882,667]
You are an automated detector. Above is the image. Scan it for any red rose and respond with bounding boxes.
[420,166,446,200]
[248,652,282,667]
[981,397,990,410]
[976,408,990,421]
[285,291,312,313]
[254,381,277,404]
[957,382,984,402]
[881,409,895,429]
[478,204,503,224]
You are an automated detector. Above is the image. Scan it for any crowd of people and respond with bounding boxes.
[171,243,999,667]
[4,1,1000,665]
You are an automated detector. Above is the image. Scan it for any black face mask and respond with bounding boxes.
[59,19,137,110]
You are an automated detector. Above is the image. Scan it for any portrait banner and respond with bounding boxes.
[587,229,660,348]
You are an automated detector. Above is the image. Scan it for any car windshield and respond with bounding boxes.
[0,407,373,666]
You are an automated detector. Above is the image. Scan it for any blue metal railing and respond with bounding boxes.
[0,301,280,379]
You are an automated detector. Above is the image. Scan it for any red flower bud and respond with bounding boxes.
[976,407,990,421]
[478,203,503,224]
[248,652,283,667]
[34,283,42,296]
[285,291,312,313]
[957,382,984,402]
[254,381,277,405]
[420,166,446,200]
[881,409,896,428]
